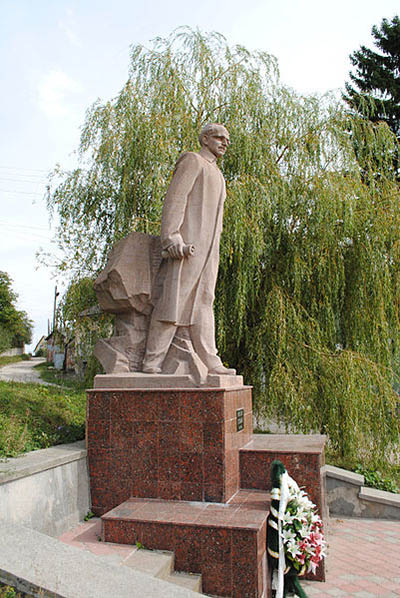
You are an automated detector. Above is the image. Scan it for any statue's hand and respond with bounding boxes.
[167,241,185,259]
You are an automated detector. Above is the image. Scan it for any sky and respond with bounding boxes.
[1,0,399,352]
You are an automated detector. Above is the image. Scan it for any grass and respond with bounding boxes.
[0,355,29,368]
[34,361,87,391]
[0,584,46,598]
[0,586,21,598]
[0,379,86,458]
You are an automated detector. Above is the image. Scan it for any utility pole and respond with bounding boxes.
[52,286,60,333]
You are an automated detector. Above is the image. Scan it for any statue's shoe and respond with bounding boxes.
[142,366,162,374]
[209,366,236,376]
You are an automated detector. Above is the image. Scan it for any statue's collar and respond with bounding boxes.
[199,147,217,164]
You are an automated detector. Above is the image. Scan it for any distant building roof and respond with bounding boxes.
[33,336,46,354]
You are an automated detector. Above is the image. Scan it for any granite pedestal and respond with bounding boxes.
[86,380,326,597]
[87,385,252,514]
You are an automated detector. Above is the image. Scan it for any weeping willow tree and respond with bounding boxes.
[47,28,400,470]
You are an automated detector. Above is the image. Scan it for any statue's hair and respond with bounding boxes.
[199,123,228,146]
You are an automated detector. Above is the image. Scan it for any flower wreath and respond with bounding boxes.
[267,460,327,598]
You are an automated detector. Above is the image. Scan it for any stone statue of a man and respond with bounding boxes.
[142,123,235,376]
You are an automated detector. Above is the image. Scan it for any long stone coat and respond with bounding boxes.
[151,149,226,326]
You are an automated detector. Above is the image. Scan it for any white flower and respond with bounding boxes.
[281,528,296,543]
[286,540,301,558]
[282,511,296,525]
[307,561,318,575]
[299,524,311,538]
[311,512,321,524]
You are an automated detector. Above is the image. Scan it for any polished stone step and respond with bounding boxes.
[102,489,271,597]
[58,517,203,594]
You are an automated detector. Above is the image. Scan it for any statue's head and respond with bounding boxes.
[199,123,230,158]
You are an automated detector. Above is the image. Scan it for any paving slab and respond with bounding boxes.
[301,517,400,597]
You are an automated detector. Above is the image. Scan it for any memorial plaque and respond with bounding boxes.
[236,408,244,432]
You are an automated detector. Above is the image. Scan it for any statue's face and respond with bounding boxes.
[203,126,230,158]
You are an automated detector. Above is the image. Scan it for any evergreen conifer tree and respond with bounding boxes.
[344,16,400,137]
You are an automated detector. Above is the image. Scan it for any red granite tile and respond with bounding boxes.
[225,475,239,502]
[174,525,204,573]
[232,529,258,563]
[87,392,111,421]
[180,452,203,483]
[87,448,111,480]
[202,562,232,597]
[233,431,250,451]
[158,451,181,482]
[204,453,224,484]
[133,391,159,421]
[110,448,134,478]
[95,484,131,515]
[225,398,238,421]
[225,450,239,478]
[181,482,203,501]
[159,392,181,421]
[90,487,107,516]
[86,418,110,448]
[131,449,158,479]
[224,416,236,436]
[139,522,175,551]
[229,489,252,504]
[203,422,224,452]
[257,525,267,562]
[181,393,205,422]
[243,492,271,512]
[134,421,158,449]
[158,421,180,452]
[232,558,258,598]
[202,392,224,422]
[103,518,140,544]
[110,391,136,421]
[258,556,268,598]
[196,512,233,528]
[159,481,182,500]
[110,419,135,449]
[180,421,204,452]
[231,511,267,530]
[244,412,252,429]
[204,484,224,503]
[202,527,232,564]
[132,479,158,498]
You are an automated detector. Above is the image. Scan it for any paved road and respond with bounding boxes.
[0,357,47,384]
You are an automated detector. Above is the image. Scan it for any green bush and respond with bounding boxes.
[355,465,399,494]
[0,585,21,598]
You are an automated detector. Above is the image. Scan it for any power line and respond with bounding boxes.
[0,219,50,232]
[0,177,47,185]
[0,188,45,196]
[0,165,49,173]
[1,227,52,243]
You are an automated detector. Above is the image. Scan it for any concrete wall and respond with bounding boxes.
[324,464,400,520]
[0,441,90,537]
[0,347,25,357]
